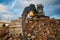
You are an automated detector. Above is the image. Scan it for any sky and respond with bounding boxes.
[0,0,60,21]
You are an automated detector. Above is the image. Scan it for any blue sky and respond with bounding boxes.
[0,0,60,21]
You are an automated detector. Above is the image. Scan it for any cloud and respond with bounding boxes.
[1,14,15,20]
[0,4,7,12]
[12,0,60,12]
[0,4,17,21]
[12,0,60,19]
[2,0,60,20]
[0,0,60,21]
[14,0,57,6]
[0,0,21,21]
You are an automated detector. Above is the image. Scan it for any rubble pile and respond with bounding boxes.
[23,18,60,40]
[0,27,21,40]
[0,33,21,40]
[0,18,60,40]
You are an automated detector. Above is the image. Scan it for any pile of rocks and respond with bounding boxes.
[0,33,21,40]
[0,27,21,40]
[0,18,60,40]
[23,18,60,40]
